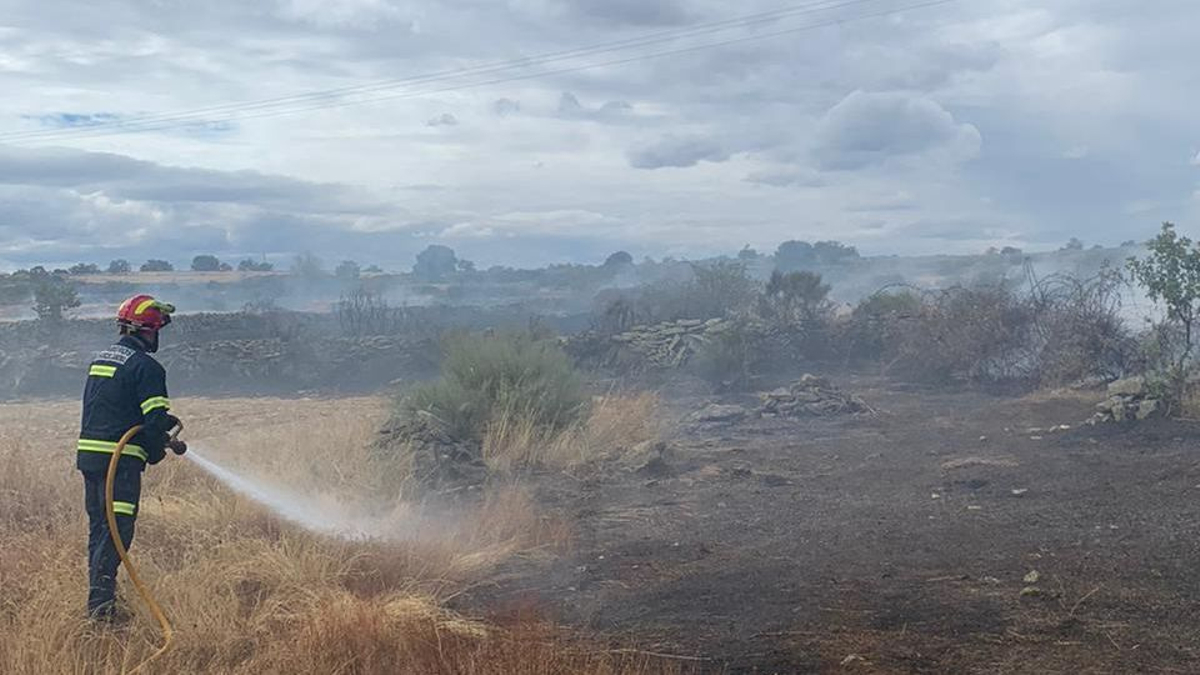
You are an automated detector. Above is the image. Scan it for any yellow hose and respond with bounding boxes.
[105,423,180,674]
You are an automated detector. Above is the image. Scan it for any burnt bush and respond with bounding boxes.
[846,270,1137,387]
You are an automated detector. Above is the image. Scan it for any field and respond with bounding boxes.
[4,377,1200,673]
[0,396,680,675]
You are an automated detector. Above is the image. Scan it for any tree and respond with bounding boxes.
[456,258,476,274]
[604,251,633,268]
[774,240,815,271]
[32,276,81,323]
[140,259,174,272]
[292,252,325,279]
[1063,237,1085,251]
[363,264,383,274]
[737,245,759,261]
[68,262,100,275]
[759,270,833,324]
[238,258,274,272]
[107,259,131,274]
[412,245,458,282]
[219,262,233,272]
[1127,222,1200,380]
[191,254,223,272]
[335,260,361,280]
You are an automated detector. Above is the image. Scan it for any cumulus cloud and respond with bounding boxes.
[628,134,730,169]
[812,91,982,170]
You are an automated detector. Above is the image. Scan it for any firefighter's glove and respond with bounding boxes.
[168,439,188,456]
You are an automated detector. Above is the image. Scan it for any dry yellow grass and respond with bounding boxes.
[483,392,665,472]
[0,396,682,674]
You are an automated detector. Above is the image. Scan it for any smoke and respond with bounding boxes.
[185,445,433,541]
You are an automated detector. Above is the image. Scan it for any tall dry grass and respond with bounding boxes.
[0,397,683,674]
[482,392,666,472]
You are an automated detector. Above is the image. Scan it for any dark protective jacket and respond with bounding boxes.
[77,335,175,473]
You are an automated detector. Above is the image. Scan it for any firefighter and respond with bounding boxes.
[78,294,187,623]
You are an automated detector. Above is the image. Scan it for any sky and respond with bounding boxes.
[0,0,1197,271]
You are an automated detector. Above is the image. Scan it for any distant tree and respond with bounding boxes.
[68,262,100,275]
[191,254,222,272]
[292,252,325,279]
[412,245,458,282]
[812,240,859,264]
[737,245,759,261]
[1000,246,1024,257]
[140,259,174,272]
[32,276,81,323]
[774,240,815,271]
[219,262,233,271]
[759,270,833,324]
[363,264,383,274]
[237,258,274,272]
[456,259,476,274]
[603,251,634,268]
[335,260,361,280]
[1121,240,1138,248]
[107,259,131,274]
[1062,237,1085,251]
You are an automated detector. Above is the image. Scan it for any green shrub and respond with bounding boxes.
[691,322,767,391]
[404,330,587,442]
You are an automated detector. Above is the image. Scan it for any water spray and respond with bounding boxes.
[184,445,426,541]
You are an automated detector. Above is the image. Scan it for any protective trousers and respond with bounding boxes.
[82,465,141,618]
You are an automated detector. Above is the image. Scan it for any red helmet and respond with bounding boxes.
[117,294,175,331]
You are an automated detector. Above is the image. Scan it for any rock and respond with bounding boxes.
[1023,570,1040,584]
[1020,586,1043,598]
[1136,399,1160,421]
[1107,376,1145,397]
[689,404,748,424]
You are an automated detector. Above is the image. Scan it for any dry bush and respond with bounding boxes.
[405,330,588,444]
[0,397,681,675]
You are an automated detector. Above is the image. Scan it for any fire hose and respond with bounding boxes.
[104,421,183,674]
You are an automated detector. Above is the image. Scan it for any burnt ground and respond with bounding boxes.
[454,375,1200,674]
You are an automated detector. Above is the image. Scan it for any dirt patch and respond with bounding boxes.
[457,373,1200,673]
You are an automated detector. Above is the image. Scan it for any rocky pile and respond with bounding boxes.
[760,374,872,418]
[375,410,486,491]
[1090,376,1162,423]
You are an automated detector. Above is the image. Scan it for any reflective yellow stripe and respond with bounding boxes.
[112,501,137,516]
[89,364,117,378]
[140,396,171,414]
[135,299,156,315]
[77,439,148,462]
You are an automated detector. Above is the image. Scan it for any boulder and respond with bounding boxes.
[1136,399,1161,421]
[689,404,749,424]
[1107,376,1145,397]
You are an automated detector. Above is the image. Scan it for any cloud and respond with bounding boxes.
[555,91,633,122]
[425,113,458,127]
[1192,150,1200,167]
[744,168,824,188]
[628,134,730,169]
[560,0,690,27]
[493,98,521,117]
[813,91,982,170]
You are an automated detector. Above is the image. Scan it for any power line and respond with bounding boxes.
[1,0,887,144]
[4,0,956,144]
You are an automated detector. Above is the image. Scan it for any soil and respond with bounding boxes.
[454,374,1200,674]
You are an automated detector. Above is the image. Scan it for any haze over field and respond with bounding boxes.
[1,0,1197,271]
